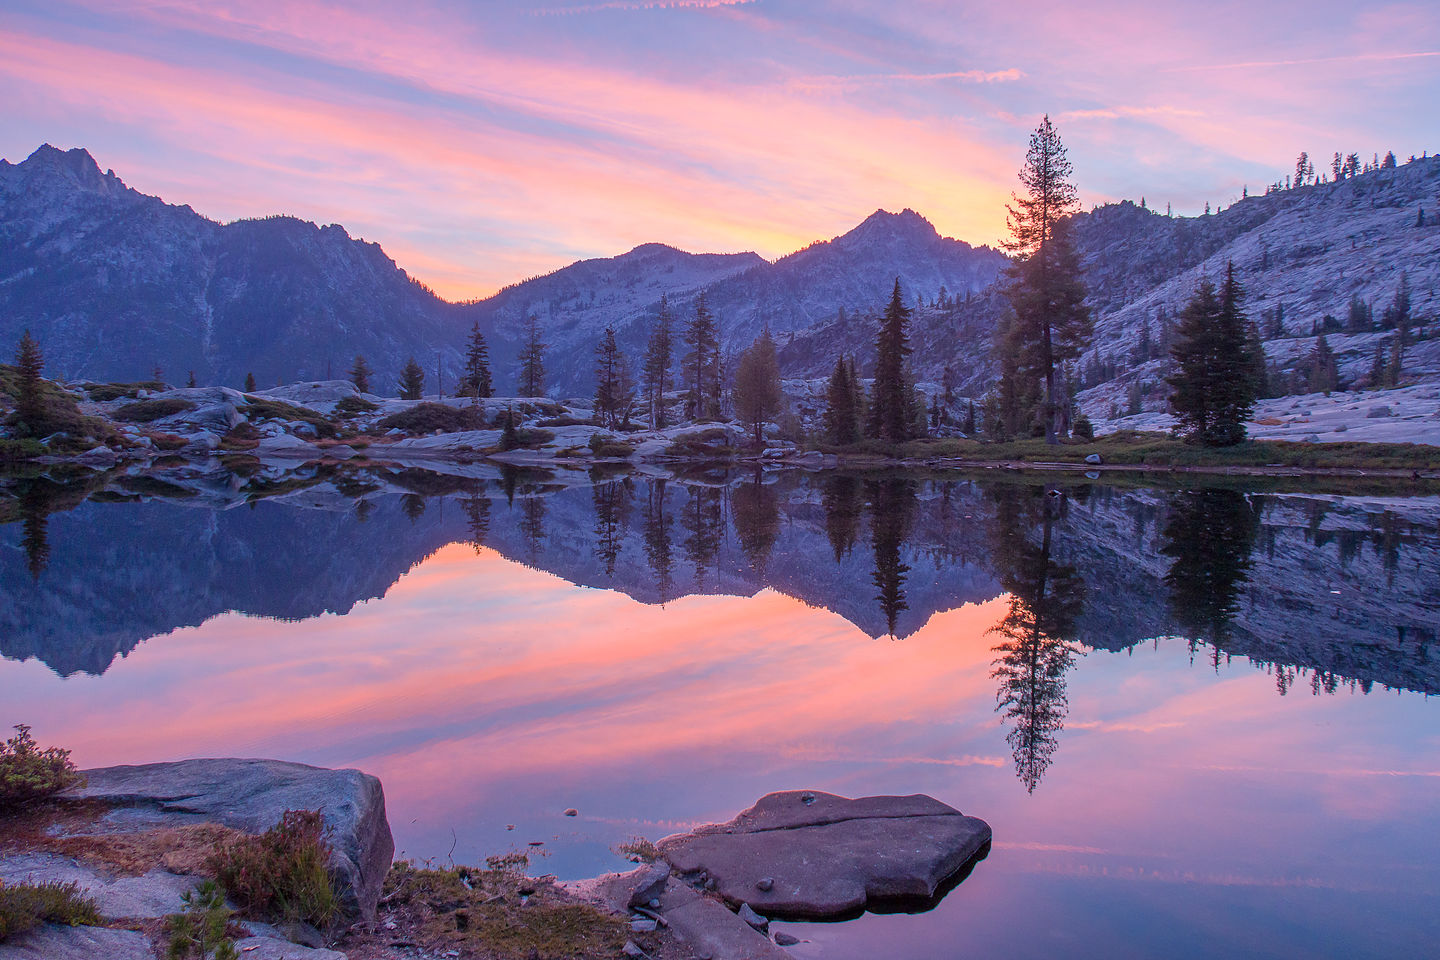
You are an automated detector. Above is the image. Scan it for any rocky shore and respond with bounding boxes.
[0,761,990,960]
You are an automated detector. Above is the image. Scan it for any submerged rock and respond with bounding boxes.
[658,790,990,919]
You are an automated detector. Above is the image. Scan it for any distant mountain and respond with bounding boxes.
[4,142,1436,403]
[0,145,463,390]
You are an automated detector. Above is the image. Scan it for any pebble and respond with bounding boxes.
[756,877,774,892]
[564,808,578,817]
[775,932,801,946]
[739,903,768,932]
[630,918,658,933]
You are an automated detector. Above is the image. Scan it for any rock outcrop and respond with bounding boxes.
[659,790,991,919]
[62,759,394,921]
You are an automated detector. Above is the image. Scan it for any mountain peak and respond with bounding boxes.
[841,207,941,245]
[18,144,116,193]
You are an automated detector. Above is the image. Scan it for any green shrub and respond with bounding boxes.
[536,415,594,428]
[586,433,634,458]
[376,403,484,434]
[165,880,237,960]
[84,381,166,402]
[210,810,338,928]
[334,395,379,417]
[242,398,337,438]
[113,398,195,422]
[0,880,101,941]
[1072,414,1095,440]
[0,725,83,810]
[664,427,735,458]
[0,439,46,461]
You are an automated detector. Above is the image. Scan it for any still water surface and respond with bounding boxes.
[2,466,1438,958]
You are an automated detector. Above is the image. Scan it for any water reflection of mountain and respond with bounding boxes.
[2,468,1438,696]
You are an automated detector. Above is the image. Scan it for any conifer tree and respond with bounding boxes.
[866,278,914,443]
[593,327,631,428]
[517,314,546,396]
[1309,335,1338,394]
[461,323,493,398]
[641,296,675,427]
[1166,264,1258,445]
[732,330,783,445]
[12,331,44,429]
[683,293,721,420]
[348,355,372,394]
[399,356,425,400]
[824,356,859,444]
[1001,117,1091,443]
[244,372,257,393]
[186,371,197,388]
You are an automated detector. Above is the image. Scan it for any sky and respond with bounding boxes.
[2,0,1437,300]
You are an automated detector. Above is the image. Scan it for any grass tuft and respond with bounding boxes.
[112,398,195,423]
[0,880,101,942]
[210,810,339,928]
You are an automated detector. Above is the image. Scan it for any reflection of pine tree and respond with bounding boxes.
[866,477,916,637]
[521,497,547,563]
[462,496,490,553]
[1160,490,1261,649]
[987,488,1085,793]
[681,486,725,589]
[642,480,675,602]
[821,474,864,562]
[732,468,780,576]
[591,478,633,577]
[400,493,426,524]
[19,484,53,579]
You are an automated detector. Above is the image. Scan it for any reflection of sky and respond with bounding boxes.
[2,1,1436,297]
[4,541,1438,956]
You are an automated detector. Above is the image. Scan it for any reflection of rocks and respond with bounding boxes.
[64,759,394,922]
[658,790,991,920]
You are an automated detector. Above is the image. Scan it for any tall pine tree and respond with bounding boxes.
[593,327,631,428]
[866,278,913,443]
[348,355,372,394]
[517,314,546,396]
[399,356,426,401]
[683,293,721,421]
[1001,116,1091,444]
[12,330,44,430]
[732,330,783,445]
[461,323,493,398]
[1166,263,1258,446]
[824,355,859,445]
[641,296,674,427]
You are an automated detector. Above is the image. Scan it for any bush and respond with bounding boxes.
[0,725,83,810]
[0,880,101,942]
[112,398,195,422]
[376,403,485,435]
[210,810,338,928]
[536,415,594,428]
[334,395,379,417]
[664,427,735,458]
[1072,414,1095,440]
[84,381,166,402]
[0,439,46,461]
[587,433,634,458]
[242,399,336,439]
[165,880,237,960]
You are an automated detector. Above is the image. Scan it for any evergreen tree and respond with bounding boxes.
[244,372,257,393]
[963,400,977,435]
[399,356,425,400]
[1166,264,1258,445]
[1001,117,1091,443]
[683,293,721,420]
[846,356,866,431]
[12,330,44,429]
[732,330,783,445]
[824,356,859,445]
[186,371,197,388]
[1382,272,1411,330]
[641,296,674,427]
[1308,335,1338,393]
[593,327,631,428]
[461,323,493,398]
[348,355,372,394]
[866,278,914,443]
[1370,342,1387,388]
[517,313,546,396]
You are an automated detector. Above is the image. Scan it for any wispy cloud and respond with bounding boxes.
[788,67,1024,93]
[1061,105,1204,121]
[1169,50,1440,72]
[531,0,756,15]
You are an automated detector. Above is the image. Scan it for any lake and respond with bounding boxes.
[3,462,1438,958]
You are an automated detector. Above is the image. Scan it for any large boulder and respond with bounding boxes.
[659,790,990,919]
[63,759,394,922]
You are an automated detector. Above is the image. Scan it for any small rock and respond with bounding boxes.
[564,808,578,817]
[506,824,515,830]
[739,903,768,931]
[799,793,816,805]
[756,877,774,892]
[625,861,671,909]
[1366,405,1393,418]
[774,931,801,946]
[623,941,649,958]
[529,840,545,846]
[631,918,658,933]
[1084,453,1102,464]
[647,898,660,910]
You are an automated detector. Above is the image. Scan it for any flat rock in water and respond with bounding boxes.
[0,924,154,960]
[63,758,394,921]
[659,790,990,919]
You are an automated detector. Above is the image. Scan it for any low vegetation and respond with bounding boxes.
[112,397,195,422]
[164,880,238,960]
[1,365,114,448]
[333,395,379,417]
[83,381,167,402]
[0,724,83,810]
[241,397,338,438]
[376,402,486,434]
[663,427,734,459]
[587,433,635,458]
[376,859,626,960]
[209,809,338,928]
[0,880,101,942]
[612,837,660,863]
